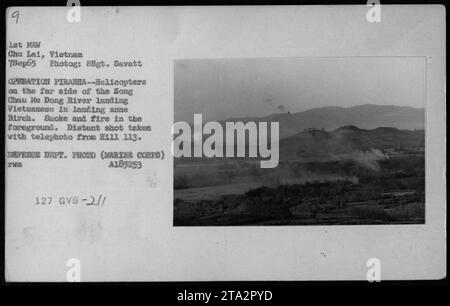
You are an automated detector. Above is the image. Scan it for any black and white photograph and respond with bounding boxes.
[174,57,426,226]
[2,2,446,290]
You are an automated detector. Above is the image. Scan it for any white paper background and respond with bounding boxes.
[5,5,446,281]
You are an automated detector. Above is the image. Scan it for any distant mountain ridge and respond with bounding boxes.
[225,104,424,139]
[279,125,424,161]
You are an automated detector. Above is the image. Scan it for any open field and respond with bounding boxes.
[174,153,425,226]
[174,125,425,226]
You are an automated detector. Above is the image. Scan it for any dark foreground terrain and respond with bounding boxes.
[174,155,424,225]
[174,123,425,226]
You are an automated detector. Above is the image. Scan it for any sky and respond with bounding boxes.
[174,57,425,123]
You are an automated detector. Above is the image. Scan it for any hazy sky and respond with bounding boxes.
[174,57,425,122]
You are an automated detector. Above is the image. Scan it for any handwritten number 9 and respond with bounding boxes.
[11,10,19,24]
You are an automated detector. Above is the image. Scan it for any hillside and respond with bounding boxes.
[226,104,424,139]
[279,125,424,161]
